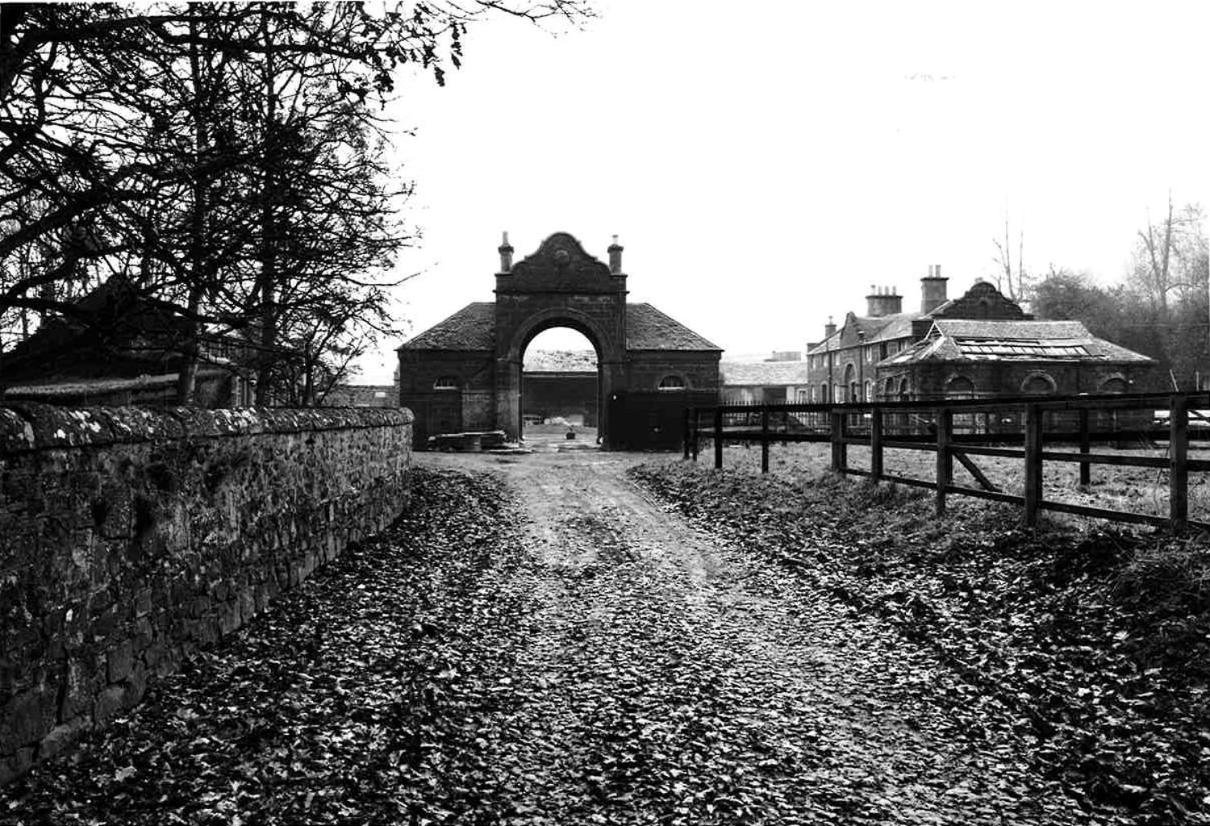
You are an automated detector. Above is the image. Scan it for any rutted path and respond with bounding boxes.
[405,451,1085,825]
[3,451,1090,825]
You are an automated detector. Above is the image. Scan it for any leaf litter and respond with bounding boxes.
[7,455,1201,825]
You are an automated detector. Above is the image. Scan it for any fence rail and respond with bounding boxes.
[683,392,1210,531]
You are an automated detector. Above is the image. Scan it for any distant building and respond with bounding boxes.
[322,384,397,407]
[0,276,251,408]
[720,354,811,404]
[806,267,1157,401]
[879,319,1155,399]
[521,350,598,426]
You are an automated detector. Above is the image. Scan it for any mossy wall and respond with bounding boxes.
[0,405,413,783]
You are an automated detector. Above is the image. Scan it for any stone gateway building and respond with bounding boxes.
[397,232,721,449]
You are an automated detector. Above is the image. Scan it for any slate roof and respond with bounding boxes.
[880,319,1155,367]
[805,310,922,356]
[626,303,720,351]
[720,360,812,387]
[399,302,720,352]
[400,303,495,350]
[524,350,598,371]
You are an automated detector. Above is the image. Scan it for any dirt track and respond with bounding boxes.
[417,449,1085,824]
[4,448,1096,825]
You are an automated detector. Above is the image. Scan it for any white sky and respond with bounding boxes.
[358,0,1210,382]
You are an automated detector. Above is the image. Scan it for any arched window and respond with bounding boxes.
[657,375,686,391]
[433,376,459,390]
[945,375,975,399]
[843,364,857,402]
[863,380,873,402]
[1021,372,1056,395]
[884,378,896,397]
[820,382,829,403]
[1099,376,1128,394]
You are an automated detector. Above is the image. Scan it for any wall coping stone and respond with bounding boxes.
[0,404,413,454]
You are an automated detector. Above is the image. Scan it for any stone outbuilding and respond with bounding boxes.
[397,232,721,448]
[878,318,1156,400]
[805,268,1157,402]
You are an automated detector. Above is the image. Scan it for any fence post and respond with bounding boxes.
[714,407,724,470]
[682,407,691,460]
[830,408,846,471]
[1024,404,1043,526]
[691,409,700,461]
[1171,394,1188,530]
[871,407,884,481]
[760,407,770,474]
[935,407,952,515]
[1078,407,1091,487]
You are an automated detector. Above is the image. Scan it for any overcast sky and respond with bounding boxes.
[359,0,1210,381]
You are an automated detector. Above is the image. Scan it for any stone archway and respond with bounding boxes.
[493,233,629,444]
[498,306,625,443]
[398,232,722,450]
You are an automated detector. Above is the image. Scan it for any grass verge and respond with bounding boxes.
[630,459,1210,825]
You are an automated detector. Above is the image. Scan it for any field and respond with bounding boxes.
[697,438,1210,529]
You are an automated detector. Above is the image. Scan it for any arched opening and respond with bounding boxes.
[843,363,857,402]
[521,326,601,446]
[1021,372,1056,396]
[945,375,975,399]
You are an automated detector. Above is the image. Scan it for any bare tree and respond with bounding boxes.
[992,216,1031,303]
[1,1,593,402]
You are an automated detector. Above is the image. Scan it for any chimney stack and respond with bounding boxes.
[865,285,903,318]
[920,263,948,313]
[498,231,513,273]
[824,315,837,338]
[608,234,623,274]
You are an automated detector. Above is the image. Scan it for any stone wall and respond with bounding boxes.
[0,405,413,784]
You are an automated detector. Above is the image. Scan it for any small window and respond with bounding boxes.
[433,376,458,390]
[1099,376,1128,394]
[1021,372,1056,396]
[945,375,975,399]
[658,375,686,390]
[373,391,387,399]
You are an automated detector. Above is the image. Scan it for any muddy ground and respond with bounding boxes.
[2,450,1111,825]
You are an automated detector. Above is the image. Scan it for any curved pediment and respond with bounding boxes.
[502,232,618,292]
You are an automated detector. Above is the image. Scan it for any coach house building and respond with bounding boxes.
[398,232,721,449]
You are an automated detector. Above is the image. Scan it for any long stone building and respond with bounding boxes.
[806,268,1157,402]
[397,232,721,448]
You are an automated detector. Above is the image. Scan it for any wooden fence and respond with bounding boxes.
[683,392,1210,531]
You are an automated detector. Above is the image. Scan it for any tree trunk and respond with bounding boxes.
[254,9,277,406]
[176,13,208,406]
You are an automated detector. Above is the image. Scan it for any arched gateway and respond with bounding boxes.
[397,232,722,449]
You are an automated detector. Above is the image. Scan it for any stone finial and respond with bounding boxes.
[498,231,514,273]
[608,235,623,274]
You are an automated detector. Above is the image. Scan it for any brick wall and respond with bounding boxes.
[0,404,413,784]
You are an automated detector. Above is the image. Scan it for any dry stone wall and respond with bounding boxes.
[0,405,413,784]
